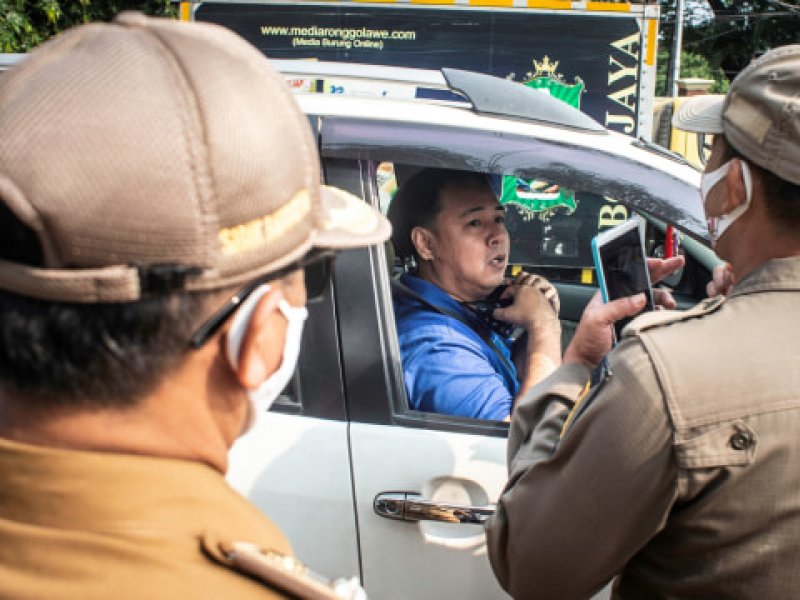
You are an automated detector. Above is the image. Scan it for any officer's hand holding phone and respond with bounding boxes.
[565,255,685,369]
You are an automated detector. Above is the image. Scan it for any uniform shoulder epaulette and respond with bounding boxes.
[622,294,726,338]
[202,532,366,600]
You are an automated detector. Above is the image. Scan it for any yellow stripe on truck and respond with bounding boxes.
[339,0,637,8]
[586,2,631,11]
[646,18,657,65]
[471,0,514,6]
[527,0,573,8]
[179,1,191,21]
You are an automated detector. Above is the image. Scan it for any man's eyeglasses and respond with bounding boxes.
[189,249,335,349]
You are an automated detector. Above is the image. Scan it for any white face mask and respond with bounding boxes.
[701,159,752,243]
[225,284,308,435]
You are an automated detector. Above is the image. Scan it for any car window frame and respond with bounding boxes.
[323,154,510,438]
[319,115,706,244]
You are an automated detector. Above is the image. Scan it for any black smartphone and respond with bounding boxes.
[591,218,655,343]
[469,285,515,338]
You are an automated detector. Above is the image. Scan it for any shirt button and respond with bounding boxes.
[730,431,753,451]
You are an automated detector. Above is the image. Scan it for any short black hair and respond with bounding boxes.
[722,137,800,232]
[387,168,494,262]
[0,204,216,412]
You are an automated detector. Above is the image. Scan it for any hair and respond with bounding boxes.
[721,137,800,232]
[387,168,494,262]
[0,204,218,412]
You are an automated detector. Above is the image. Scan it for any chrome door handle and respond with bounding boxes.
[374,492,495,524]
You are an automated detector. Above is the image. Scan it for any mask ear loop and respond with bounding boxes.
[725,160,752,223]
[741,160,752,204]
[704,159,753,242]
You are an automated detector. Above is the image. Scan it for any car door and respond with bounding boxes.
[328,163,620,600]
[319,111,712,599]
[325,157,512,598]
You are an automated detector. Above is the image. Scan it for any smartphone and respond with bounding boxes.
[591,218,655,343]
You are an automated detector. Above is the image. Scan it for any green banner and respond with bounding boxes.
[500,59,585,214]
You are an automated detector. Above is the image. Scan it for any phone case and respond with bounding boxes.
[591,218,654,343]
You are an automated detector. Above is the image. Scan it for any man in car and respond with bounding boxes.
[388,168,562,420]
[0,14,388,598]
[487,45,800,597]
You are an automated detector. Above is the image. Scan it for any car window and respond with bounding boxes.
[271,262,347,420]
[377,160,630,285]
[372,158,713,428]
[322,148,709,433]
[378,160,626,422]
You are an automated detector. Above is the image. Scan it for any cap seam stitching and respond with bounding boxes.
[133,22,215,273]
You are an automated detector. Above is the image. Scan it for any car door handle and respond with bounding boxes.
[374,492,495,524]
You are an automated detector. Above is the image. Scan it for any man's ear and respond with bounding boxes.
[230,288,286,389]
[411,226,435,261]
[722,158,749,213]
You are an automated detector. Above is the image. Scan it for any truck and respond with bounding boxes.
[184,0,661,142]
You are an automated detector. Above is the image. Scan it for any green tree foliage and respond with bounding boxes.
[679,50,731,92]
[0,0,176,52]
[659,0,800,87]
[656,47,731,95]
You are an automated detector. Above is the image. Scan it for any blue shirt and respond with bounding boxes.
[392,273,519,420]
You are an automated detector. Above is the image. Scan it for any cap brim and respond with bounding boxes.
[672,94,726,134]
[313,185,392,249]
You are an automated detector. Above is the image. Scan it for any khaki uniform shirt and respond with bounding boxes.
[487,256,800,599]
[0,435,329,598]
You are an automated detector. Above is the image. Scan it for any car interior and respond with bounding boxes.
[370,160,719,422]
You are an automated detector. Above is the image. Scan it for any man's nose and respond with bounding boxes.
[488,220,507,245]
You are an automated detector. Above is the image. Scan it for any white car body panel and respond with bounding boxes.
[293,93,701,190]
[227,412,360,580]
[349,422,509,599]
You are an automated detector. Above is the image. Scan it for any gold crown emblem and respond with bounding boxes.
[532,56,559,78]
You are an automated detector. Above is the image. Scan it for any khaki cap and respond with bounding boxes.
[672,44,800,185]
[0,13,390,303]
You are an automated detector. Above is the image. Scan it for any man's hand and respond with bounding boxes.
[563,292,647,369]
[494,273,562,395]
[707,263,735,297]
[563,256,686,369]
[505,271,560,314]
[647,256,684,309]
[493,272,560,332]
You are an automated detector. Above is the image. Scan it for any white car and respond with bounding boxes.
[227,62,717,599]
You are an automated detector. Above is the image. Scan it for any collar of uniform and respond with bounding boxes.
[729,256,800,299]
[0,434,260,534]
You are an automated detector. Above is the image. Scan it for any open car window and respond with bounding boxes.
[378,160,622,424]
[373,159,715,427]
[378,161,631,284]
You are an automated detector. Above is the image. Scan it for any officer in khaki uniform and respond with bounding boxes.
[0,13,389,599]
[487,45,800,598]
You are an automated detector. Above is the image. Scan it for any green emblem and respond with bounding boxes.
[501,56,585,216]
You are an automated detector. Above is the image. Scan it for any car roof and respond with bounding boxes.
[274,60,708,245]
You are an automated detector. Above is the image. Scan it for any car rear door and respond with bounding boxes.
[225,248,362,581]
